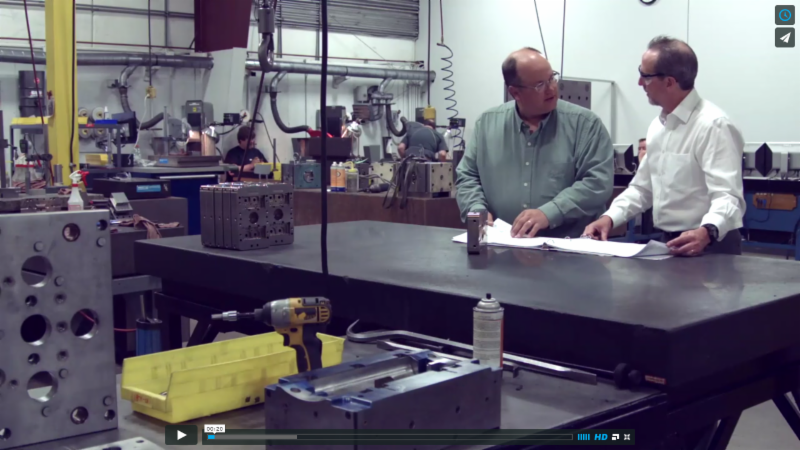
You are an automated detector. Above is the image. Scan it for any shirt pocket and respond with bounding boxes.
[661,152,693,193]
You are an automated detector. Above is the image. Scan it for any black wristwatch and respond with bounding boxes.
[702,224,719,246]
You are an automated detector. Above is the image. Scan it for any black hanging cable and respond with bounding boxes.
[320,0,330,278]
[426,0,431,105]
[69,0,76,171]
[533,0,548,60]
[148,0,153,83]
[560,0,566,76]
[21,0,54,182]
[239,72,267,182]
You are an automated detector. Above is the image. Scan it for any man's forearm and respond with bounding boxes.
[603,185,652,228]
[539,176,612,228]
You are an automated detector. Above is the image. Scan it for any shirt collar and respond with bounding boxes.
[515,102,553,133]
[660,89,701,125]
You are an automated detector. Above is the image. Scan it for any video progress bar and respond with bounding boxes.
[206,434,573,441]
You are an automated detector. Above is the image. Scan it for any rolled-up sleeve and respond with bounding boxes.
[697,118,745,239]
[604,153,654,228]
[538,117,614,228]
[455,116,488,221]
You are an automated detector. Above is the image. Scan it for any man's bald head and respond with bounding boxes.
[501,47,545,87]
[646,36,697,90]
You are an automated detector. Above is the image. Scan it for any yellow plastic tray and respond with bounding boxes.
[120,332,344,423]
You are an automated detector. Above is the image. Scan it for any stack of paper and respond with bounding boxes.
[453,219,671,259]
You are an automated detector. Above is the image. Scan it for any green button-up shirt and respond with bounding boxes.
[456,100,614,238]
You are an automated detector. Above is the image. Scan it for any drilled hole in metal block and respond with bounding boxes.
[28,353,40,365]
[55,294,66,304]
[56,322,68,333]
[70,407,88,424]
[57,350,69,361]
[2,277,13,287]
[62,224,81,242]
[21,256,52,288]
[97,220,108,231]
[21,314,51,345]
[104,410,116,421]
[274,209,284,221]
[26,296,37,307]
[0,429,10,441]
[27,371,57,402]
[249,212,259,224]
[71,309,99,339]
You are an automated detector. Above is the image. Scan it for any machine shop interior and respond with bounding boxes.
[1,0,800,449]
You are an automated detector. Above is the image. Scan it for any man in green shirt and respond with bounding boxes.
[456,47,614,238]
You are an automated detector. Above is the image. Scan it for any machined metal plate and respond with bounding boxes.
[0,210,117,449]
[558,79,592,109]
[200,182,294,251]
[265,349,501,450]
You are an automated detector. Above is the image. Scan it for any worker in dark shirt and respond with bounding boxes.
[224,126,268,181]
[397,119,448,161]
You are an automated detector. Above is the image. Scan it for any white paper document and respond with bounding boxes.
[453,219,671,259]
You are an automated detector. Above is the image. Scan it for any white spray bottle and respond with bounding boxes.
[68,171,84,211]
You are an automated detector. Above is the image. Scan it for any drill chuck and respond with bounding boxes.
[211,311,257,322]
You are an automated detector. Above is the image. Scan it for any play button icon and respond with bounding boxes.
[165,424,198,445]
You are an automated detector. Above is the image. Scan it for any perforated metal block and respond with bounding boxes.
[200,182,294,251]
[558,79,592,109]
[0,210,117,449]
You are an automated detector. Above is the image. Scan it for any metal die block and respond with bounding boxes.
[429,162,453,194]
[213,187,224,247]
[265,350,501,450]
[557,79,592,109]
[369,161,395,185]
[0,210,117,449]
[199,185,215,247]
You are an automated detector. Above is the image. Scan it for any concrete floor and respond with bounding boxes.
[729,400,799,450]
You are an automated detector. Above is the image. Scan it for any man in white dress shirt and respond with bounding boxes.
[583,36,745,256]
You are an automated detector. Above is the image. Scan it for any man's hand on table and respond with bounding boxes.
[486,212,494,227]
[666,227,710,257]
[511,209,550,238]
[582,216,614,241]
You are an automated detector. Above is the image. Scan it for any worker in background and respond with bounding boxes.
[637,137,647,164]
[583,36,745,256]
[456,47,614,238]
[397,119,448,162]
[224,126,268,182]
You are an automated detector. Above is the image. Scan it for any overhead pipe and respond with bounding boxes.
[246,59,435,83]
[0,48,213,69]
[269,72,311,135]
[118,65,139,115]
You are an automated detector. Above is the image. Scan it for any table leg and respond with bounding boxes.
[706,413,740,450]
[773,393,800,440]
[187,321,212,347]
[155,294,184,351]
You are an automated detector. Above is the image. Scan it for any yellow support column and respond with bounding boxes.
[45,0,78,182]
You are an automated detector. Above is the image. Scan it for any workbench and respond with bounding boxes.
[293,189,464,229]
[26,341,662,450]
[134,221,800,447]
[129,165,236,235]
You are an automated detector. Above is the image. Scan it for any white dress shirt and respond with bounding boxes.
[604,89,745,239]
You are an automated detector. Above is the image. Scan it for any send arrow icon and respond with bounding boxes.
[177,430,187,440]
[776,28,795,47]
